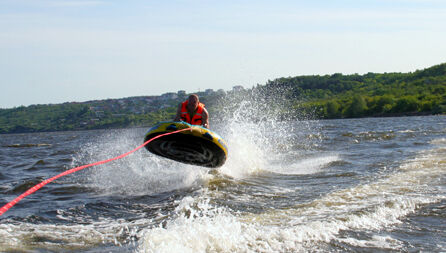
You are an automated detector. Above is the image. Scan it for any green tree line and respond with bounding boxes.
[259,62,446,119]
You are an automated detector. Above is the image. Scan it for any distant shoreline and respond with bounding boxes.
[1,62,445,134]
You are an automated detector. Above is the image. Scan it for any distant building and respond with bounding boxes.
[95,111,105,117]
[160,92,178,100]
[177,90,186,96]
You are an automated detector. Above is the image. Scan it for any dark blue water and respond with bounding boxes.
[0,115,445,252]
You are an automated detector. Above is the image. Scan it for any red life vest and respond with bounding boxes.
[180,100,205,125]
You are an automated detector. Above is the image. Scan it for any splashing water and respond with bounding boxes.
[213,89,326,178]
[72,129,209,196]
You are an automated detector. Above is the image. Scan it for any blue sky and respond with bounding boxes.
[1,0,445,108]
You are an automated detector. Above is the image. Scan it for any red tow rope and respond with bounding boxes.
[0,128,191,217]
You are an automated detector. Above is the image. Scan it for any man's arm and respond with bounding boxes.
[202,108,209,128]
[173,103,182,121]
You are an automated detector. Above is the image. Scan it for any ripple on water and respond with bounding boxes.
[6,178,45,194]
[3,143,52,148]
[0,172,7,180]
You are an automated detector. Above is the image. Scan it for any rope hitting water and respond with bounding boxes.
[0,128,191,217]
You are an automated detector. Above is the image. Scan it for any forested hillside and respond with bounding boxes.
[259,62,446,119]
[1,63,445,134]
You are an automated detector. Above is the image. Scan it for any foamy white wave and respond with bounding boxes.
[268,155,340,175]
[138,196,245,253]
[338,235,403,249]
[138,139,446,252]
[398,129,415,133]
[431,137,446,145]
[138,194,424,252]
[0,217,145,251]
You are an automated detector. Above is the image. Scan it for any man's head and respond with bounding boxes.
[187,94,199,110]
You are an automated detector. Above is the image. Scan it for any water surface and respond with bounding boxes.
[0,115,445,252]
